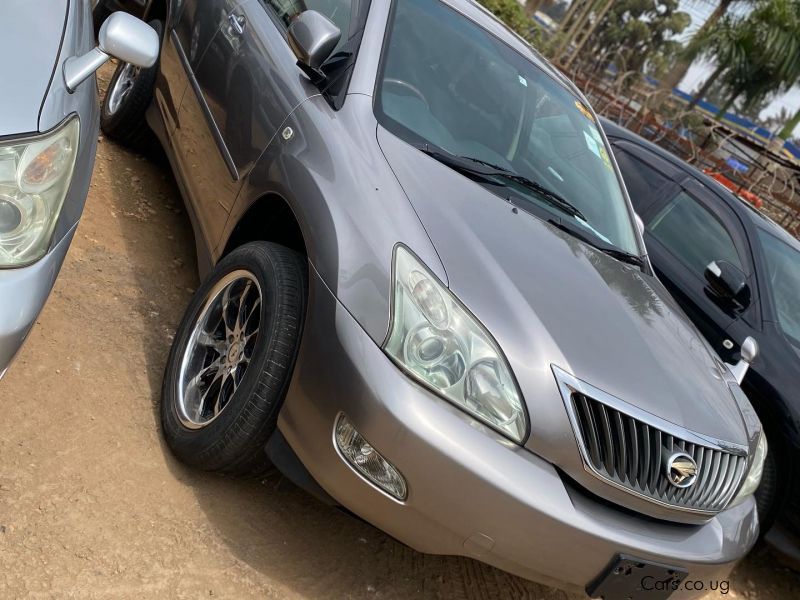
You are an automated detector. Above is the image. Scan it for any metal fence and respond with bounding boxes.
[561,53,800,237]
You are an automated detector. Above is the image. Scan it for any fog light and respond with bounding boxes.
[334,414,407,501]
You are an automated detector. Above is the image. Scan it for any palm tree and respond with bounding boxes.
[661,0,755,90]
[686,15,754,109]
[689,0,800,120]
[778,107,800,139]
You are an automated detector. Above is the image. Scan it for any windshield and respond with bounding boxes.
[758,228,800,345]
[375,0,639,255]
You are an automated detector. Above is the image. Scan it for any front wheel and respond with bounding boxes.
[160,242,308,474]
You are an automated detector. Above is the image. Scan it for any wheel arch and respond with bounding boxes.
[220,193,308,261]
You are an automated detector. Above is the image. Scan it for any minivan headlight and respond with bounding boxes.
[731,432,767,507]
[383,246,528,443]
[0,116,80,267]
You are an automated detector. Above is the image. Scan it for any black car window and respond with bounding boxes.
[757,228,800,346]
[648,190,743,276]
[263,0,353,51]
[612,146,672,214]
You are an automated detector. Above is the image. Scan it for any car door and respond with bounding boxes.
[172,0,354,260]
[641,178,756,361]
[154,0,236,139]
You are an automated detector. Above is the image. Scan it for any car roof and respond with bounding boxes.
[600,118,800,251]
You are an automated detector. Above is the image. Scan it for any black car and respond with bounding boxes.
[604,118,800,564]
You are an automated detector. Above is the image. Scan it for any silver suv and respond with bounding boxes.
[100,0,765,596]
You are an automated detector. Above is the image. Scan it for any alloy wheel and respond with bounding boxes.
[106,63,140,115]
[176,271,262,429]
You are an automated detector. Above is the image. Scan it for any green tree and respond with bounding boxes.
[778,107,800,138]
[477,0,541,42]
[689,0,800,120]
[581,0,691,76]
[661,0,756,90]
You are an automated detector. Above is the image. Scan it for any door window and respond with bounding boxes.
[612,147,672,215]
[648,191,743,276]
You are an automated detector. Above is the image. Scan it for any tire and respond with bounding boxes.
[100,19,163,150]
[755,443,780,536]
[161,242,308,475]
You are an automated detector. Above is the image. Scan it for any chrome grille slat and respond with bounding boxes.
[596,403,615,476]
[612,411,627,480]
[638,419,650,487]
[626,416,639,487]
[649,428,661,493]
[570,393,746,515]
[576,394,602,470]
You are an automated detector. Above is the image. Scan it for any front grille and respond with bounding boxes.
[571,392,747,514]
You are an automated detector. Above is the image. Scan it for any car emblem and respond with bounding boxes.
[665,452,698,488]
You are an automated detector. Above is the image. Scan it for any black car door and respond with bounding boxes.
[641,178,756,361]
[610,140,757,361]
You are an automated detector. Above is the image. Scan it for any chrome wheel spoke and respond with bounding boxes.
[176,271,263,429]
[107,64,139,114]
[234,281,255,334]
[221,284,237,339]
[212,373,236,417]
[197,330,226,355]
[243,296,261,333]
[183,359,223,421]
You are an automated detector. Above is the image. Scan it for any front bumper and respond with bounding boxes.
[0,225,77,378]
[278,265,759,597]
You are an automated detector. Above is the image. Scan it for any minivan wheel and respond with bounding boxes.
[100,19,163,150]
[161,242,308,474]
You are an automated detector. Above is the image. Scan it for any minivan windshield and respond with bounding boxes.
[375,0,639,256]
[758,228,800,346]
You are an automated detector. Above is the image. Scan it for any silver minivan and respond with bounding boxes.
[100,0,766,597]
[0,1,157,379]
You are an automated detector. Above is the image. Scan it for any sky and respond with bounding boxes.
[677,0,800,132]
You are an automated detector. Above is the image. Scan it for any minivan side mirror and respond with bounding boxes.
[704,260,750,308]
[728,336,759,384]
[288,10,341,84]
[64,12,159,93]
[634,213,645,236]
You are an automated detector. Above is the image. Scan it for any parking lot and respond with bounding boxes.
[0,66,798,599]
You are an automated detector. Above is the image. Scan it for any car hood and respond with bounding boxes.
[377,126,747,446]
[0,0,69,135]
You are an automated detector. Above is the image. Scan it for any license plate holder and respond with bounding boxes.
[587,554,688,600]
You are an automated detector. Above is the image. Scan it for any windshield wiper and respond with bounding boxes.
[415,144,588,222]
[414,143,644,267]
[547,219,645,268]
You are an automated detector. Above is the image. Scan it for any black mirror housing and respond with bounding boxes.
[705,260,750,308]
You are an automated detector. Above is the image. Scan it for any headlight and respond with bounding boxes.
[731,432,768,507]
[383,246,528,443]
[0,116,80,267]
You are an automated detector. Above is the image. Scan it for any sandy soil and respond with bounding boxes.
[1,66,799,599]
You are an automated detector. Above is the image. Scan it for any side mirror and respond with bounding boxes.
[704,260,750,307]
[288,10,341,84]
[64,13,159,92]
[634,213,645,236]
[728,336,759,384]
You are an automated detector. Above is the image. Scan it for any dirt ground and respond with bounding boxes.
[1,67,800,600]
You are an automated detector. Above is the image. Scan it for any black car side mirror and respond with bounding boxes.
[704,260,750,308]
[288,10,341,85]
